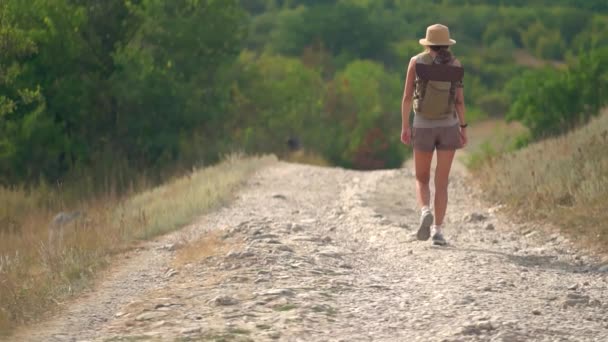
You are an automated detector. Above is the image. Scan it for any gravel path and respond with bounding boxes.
[13,161,608,341]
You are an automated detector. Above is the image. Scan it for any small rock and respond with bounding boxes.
[532,309,541,315]
[567,283,579,290]
[590,299,602,307]
[291,224,305,232]
[267,331,281,339]
[524,231,538,238]
[598,264,608,273]
[277,245,294,253]
[316,248,343,259]
[135,311,168,321]
[181,327,202,334]
[115,311,127,318]
[562,293,590,308]
[160,242,183,251]
[492,331,524,342]
[484,223,495,231]
[249,233,279,240]
[151,320,167,328]
[456,295,475,305]
[488,205,503,214]
[567,293,589,300]
[272,194,287,199]
[229,276,250,283]
[259,288,295,297]
[460,321,495,335]
[211,295,239,306]
[164,268,178,278]
[465,212,487,222]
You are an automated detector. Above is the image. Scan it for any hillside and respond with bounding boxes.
[472,110,608,253]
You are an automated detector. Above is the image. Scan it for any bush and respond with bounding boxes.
[506,48,608,139]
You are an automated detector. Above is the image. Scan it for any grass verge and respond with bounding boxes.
[0,154,276,335]
[469,111,608,254]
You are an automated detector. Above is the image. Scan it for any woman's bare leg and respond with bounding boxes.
[434,149,456,225]
[414,149,434,209]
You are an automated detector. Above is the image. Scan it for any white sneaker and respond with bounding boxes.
[416,209,434,241]
[432,231,447,246]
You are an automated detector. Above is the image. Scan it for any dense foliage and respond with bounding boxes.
[507,48,608,139]
[1,0,608,185]
[0,0,246,185]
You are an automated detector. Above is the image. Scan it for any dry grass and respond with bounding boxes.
[0,154,275,335]
[471,111,608,253]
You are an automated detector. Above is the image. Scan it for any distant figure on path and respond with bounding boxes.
[400,24,467,246]
[287,136,301,151]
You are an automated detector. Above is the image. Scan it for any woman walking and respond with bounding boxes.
[400,24,467,246]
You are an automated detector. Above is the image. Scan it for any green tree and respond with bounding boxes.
[110,0,247,167]
[325,60,404,169]
[271,2,394,64]
[227,52,325,153]
[0,0,89,182]
[507,48,608,139]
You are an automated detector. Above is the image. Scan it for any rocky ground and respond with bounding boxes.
[13,161,608,341]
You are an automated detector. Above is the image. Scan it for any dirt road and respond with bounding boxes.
[14,161,608,341]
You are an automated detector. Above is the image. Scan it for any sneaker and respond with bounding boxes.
[416,210,434,241]
[432,232,448,246]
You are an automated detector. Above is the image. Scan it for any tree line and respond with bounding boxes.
[1,0,607,187]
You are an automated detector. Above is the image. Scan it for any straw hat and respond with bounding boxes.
[419,24,456,46]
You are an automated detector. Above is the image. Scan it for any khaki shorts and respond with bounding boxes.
[412,125,463,151]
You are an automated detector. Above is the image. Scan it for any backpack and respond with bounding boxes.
[413,52,464,120]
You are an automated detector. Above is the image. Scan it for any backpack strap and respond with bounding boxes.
[413,53,433,104]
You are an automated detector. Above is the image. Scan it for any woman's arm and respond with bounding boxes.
[401,57,416,132]
[453,59,466,125]
[453,58,467,146]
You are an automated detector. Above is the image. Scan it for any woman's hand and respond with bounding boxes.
[401,127,412,145]
[459,127,468,147]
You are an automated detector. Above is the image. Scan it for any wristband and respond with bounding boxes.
[459,123,468,128]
